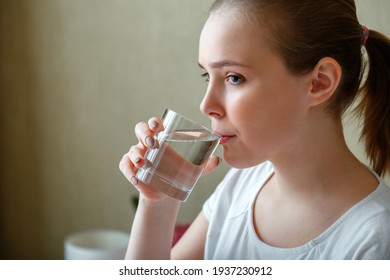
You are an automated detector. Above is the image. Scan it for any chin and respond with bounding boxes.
[223,151,264,169]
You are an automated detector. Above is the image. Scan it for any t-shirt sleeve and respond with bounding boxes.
[354,212,390,259]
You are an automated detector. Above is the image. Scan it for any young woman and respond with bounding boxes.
[119,0,390,259]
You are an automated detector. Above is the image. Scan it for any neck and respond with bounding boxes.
[269,112,376,201]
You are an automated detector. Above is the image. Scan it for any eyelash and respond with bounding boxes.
[227,74,244,85]
[201,72,210,82]
[201,73,245,85]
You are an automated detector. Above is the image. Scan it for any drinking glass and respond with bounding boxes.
[136,109,221,201]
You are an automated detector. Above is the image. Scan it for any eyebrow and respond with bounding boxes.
[198,60,251,69]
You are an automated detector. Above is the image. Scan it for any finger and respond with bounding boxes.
[135,122,155,148]
[148,117,164,134]
[202,156,222,175]
[119,153,137,182]
[128,143,147,168]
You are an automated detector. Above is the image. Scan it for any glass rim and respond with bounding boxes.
[163,108,221,139]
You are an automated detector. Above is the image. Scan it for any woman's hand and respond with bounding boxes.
[119,117,167,201]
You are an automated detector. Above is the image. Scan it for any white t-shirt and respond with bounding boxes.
[203,161,390,259]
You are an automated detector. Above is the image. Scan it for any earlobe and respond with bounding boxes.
[308,57,342,107]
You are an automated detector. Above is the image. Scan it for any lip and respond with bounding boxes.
[218,135,235,145]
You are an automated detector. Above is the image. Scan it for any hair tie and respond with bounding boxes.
[361,25,369,46]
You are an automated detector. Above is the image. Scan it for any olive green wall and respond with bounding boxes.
[0,0,389,259]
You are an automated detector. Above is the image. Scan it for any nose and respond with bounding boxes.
[200,82,224,119]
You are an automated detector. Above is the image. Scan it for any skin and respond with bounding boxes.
[119,9,378,259]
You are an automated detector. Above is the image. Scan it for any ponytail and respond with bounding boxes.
[355,30,390,176]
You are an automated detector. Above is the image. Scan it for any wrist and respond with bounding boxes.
[138,193,181,211]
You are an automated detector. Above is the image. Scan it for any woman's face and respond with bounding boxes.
[198,11,312,168]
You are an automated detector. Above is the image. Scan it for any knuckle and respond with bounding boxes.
[134,122,145,132]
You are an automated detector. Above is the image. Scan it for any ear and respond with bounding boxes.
[308,57,342,107]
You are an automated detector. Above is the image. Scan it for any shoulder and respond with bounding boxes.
[356,181,390,224]
[326,181,390,259]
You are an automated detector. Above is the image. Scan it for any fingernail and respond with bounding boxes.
[130,176,138,185]
[146,136,154,148]
[150,121,158,129]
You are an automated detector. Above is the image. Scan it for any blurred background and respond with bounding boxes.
[0,0,389,259]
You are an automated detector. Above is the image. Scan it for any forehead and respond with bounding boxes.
[199,12,271,66]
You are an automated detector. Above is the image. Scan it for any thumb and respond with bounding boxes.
[202,156,222,175]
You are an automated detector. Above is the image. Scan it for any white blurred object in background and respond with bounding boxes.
[64,229,129,260]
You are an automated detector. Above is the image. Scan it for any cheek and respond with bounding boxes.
[226,88,306,162]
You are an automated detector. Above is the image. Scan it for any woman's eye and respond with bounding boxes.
[201,73,210,82]
[227,74,244,85]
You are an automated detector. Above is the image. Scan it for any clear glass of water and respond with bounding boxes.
[136,109,221,201]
